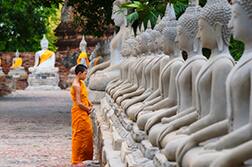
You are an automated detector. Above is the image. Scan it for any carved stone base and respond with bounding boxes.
[112,127,123,150]
[120,135,140,162]
[101,97,112,119]
[27,70,60,90]
[126,150,154,167]
[131,124,147,143]
[140,140,159,160]
[88,89,106,104]
[153,153,176,167]
[8,68,27,80]
[119,113,134,131]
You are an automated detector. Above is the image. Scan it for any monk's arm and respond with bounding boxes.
[74,85,91,114]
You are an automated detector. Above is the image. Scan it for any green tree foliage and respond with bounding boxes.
[0,0,62,52]
[67,0,114,37]
[121,0,210,29]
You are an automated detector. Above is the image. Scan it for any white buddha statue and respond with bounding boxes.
[29,35,57,73]
[175,0,252,166]
[67,35,89,86]
[27,35,59,90]
[88,0,129,91]
[11,50,23,69]
[8,50,27,79]
[76,35,89,67]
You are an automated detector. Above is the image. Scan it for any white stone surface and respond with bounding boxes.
[27,71,60,90]
[88,89,106,104]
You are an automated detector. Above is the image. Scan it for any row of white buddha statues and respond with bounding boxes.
[103,0,252,166]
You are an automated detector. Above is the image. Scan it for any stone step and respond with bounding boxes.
[126,150,154,167]
[153,152,176,167]
[140,140,159,160]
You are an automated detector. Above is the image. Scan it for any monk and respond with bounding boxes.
[70,64,93,166]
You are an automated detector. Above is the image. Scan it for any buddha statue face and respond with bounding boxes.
[229,0,252,43]
[162,26,177,55]
[147,29,161,53]
[197,19,218,49]
[138,32,151,54]
[129,38,140,57]
[199,0,232,50]
[111,0,127,27]
[176,25,193,52]
[40,35,49,50]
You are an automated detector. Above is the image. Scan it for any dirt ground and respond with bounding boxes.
[0,90,72,167]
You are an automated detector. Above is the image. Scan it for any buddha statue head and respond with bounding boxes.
[162,26,178,55]
[154,3,176,33]
[40,34,49,50]
[229,0,252,44]
[198,0,232,51]
[79,35,87,52]
[15,50,19,58]
[130,39,140,57]
[137,31,152,54]
[151,29,163,53]
[121,39,131,57]
[176,5,201,53]
[112,0,128,27]
[145,29,157,53]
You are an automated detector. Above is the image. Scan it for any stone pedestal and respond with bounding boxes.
[126,150,154,167]
[140,140,159,160]
[8,68,28,90]
[153,153,176,167]
[27,68,60,90]
[131,124,147,143]
[8,68,27,80]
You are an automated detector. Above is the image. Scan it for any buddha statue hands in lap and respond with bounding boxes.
[29,35,57,73]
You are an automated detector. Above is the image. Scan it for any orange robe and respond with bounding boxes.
[70,81,93,164]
